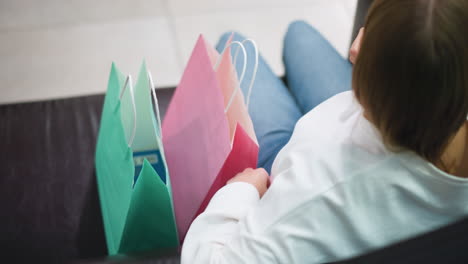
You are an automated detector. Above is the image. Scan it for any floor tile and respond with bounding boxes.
[342,0,358,21]
[171,1,352,77]
[0,0,167,31]
[0,0,356,104]
[168,0,323,16]
[0,17,181,104]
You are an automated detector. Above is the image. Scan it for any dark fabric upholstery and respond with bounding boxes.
[0,88,178,264]
[0,94,107,263]
[335,217,468,264]
[70,248,181,264]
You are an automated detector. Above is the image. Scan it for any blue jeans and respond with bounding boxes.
[216,21,352,173]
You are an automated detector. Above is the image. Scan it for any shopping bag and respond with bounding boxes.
[162,35,259,241]
[195,36,260,216]
[95,62,178,255]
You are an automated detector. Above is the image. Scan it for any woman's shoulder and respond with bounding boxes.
[291,91,361,142]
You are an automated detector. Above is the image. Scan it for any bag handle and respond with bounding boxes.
[118,70,162,149]
[214,38,259,113]
[214,40,247,84]
[233,39,259,110]
[147,70,163,140]
[213,41,248,114]
[119,75,137,148]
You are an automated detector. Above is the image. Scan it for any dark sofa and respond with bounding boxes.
[1,1,468,263]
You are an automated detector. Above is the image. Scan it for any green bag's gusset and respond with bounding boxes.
[95,62,178,255]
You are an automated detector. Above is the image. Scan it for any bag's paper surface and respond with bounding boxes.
[95,63,178,255]
[163,35,258,241]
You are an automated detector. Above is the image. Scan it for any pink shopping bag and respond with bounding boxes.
[162,34,258,242]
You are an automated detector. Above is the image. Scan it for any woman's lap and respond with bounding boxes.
[283,21,353,114]
[215,21,352,174]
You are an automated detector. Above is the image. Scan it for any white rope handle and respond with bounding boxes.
[147,70,163,140]
[214,40,248,113]
[233,39,259,110]
[119,75,137,148]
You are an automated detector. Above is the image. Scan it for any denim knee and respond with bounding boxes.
[285,20,320,44]
[217,31,249,49]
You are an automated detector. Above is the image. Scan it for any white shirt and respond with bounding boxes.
[181,91,468,263]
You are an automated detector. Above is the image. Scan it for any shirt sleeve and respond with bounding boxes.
[181,182,276,264]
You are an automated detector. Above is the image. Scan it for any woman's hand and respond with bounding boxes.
[228,168,270,198]
[349,27,364,64]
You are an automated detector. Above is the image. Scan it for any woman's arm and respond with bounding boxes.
[181,169,275,263]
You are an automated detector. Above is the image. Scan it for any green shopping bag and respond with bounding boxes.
[95,62,178,255]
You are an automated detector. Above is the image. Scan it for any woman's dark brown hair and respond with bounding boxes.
[353,0,468,167]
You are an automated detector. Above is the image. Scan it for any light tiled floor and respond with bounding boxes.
[0,0,168,30]
[172,0,353,76]
[167,0,326,15]
[343,0,359,20]
[0,17,181,103]
[0,0,357,104]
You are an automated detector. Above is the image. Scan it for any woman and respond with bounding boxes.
[182,0,468,262]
